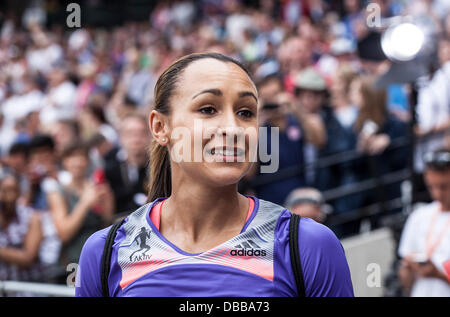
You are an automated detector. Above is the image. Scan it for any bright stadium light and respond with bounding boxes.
[381,22,425,62]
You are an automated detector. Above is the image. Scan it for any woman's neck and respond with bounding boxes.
[69,176,87,192]
[160,179,249,247]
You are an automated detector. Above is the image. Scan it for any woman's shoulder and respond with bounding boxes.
[273,208,354,297]
[274,208,339,245]
[81,225,112,254]
[76,225,114,296]
[255,199,339,247]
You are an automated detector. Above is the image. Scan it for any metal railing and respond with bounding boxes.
[0,280,75,297]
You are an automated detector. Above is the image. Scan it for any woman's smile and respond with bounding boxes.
[206,146,246,162]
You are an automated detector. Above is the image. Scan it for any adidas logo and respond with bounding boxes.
[230,240,267,257]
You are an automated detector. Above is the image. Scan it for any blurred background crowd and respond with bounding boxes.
[0,0,449,296]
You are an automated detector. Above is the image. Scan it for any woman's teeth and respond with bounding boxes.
[210,148,243,156]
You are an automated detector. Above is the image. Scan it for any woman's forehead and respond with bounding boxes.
[176,58,257,97]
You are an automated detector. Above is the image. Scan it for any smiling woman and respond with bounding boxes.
[148,53,259,204]
[75,52,354,297]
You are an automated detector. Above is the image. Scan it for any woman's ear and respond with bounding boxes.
[149,110,169,146]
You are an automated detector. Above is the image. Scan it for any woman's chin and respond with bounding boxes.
[204,165,248,186]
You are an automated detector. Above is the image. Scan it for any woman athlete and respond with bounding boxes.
[75,53,354,297]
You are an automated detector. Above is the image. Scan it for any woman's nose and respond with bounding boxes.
[220,109,242,129]
[217,110,244,143]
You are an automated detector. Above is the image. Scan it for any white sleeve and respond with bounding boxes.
[398,211,420,258]
[41,177,61,194]
[416,85,436,132]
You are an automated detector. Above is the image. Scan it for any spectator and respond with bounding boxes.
[74,62,99,111]
[278,36,313,93]
[250,74,307,205]
[78,103,119,146]
[415,37,450,172]
[120,46,156,108]
[317,66,361,218]
[1,75,43,132]
[3,142,29,194]
[25,134,65,209]
[0,113,17,156]
[0,173,42,283]
[15,110,41,144]
[348,75,408,232]
[330,66,359,133]
[23,134,62,270]
[341,0,365,41]
[87,132,120,169]
[292,67,329,186]
[39,66,77,126]
[104,113,150,216]
[398,148,450,296]
[284,187,330,223]
[46,142,113,268]
[291,67,327,148]
[26,28,63,75]
[47,119,81,159]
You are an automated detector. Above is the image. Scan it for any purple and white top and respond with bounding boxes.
[0,204,41,282]
[75,196,354,297]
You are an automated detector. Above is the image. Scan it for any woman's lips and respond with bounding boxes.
[207,146,245,161]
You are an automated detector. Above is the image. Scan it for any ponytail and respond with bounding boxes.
[147,140,171,203]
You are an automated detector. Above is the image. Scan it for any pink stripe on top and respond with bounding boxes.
[150,197,255,231]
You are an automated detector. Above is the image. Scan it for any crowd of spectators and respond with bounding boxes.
[0,0,449,292]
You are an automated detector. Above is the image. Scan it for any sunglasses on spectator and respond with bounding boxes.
[424,151,450,170]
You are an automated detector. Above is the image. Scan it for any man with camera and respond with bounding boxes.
[245,73,324,205]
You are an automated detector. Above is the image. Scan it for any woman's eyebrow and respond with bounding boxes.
[192,89,257,102]
[192,88,222,99]
[238,91,258,103]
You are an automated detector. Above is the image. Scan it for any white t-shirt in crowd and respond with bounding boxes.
[398,201,450,297]
[39,81,77,125]
[415,62,450,172]
[2,90,44,125]
[26,44,63,75]
[38,176,64,266]
[0,121,17,156]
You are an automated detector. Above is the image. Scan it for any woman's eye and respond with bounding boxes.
[237,109,254,118]
[199,106,216,115]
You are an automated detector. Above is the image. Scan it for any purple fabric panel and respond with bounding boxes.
[273,210,354,297]
[75,227,108,297]
[121,264,274,297]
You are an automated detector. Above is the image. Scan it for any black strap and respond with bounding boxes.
[289,213,306,297]
[101,219,125,297]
